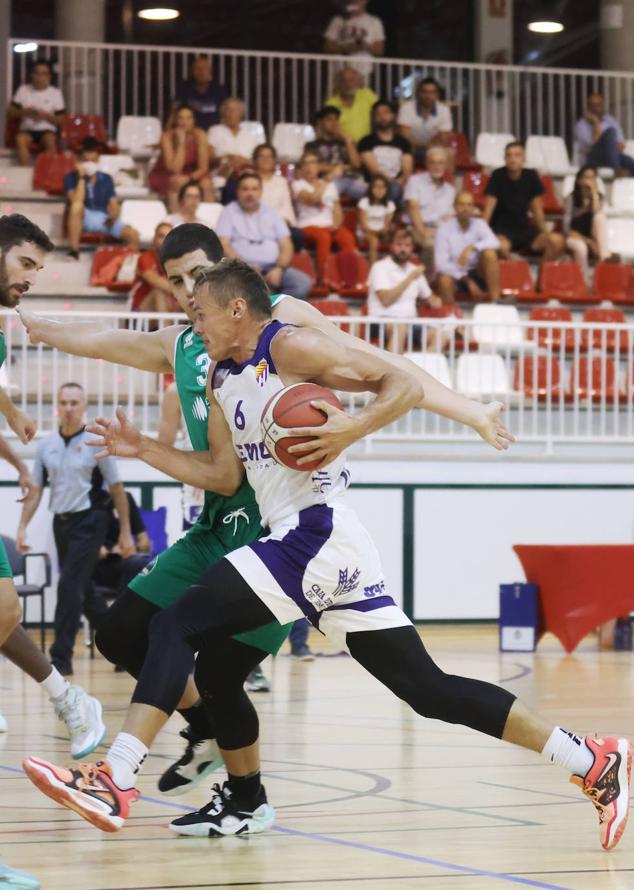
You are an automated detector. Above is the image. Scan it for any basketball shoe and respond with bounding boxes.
[169,781,275,837]
[0,863,40,888]
[158,726,223,796]
[245,666,271,692]
[22,757,138,832]
[53,684,106,760]
[570,736,632,850]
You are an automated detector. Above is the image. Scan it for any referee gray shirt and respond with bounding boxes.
[32,427,120,515]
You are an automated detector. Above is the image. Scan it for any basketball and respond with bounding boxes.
[261,382,344,471]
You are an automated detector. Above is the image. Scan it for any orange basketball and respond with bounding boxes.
[261,382,344,471]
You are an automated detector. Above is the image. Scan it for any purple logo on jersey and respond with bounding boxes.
[333,566,361,597]
[236,440,273,463]
[363,580,385,598]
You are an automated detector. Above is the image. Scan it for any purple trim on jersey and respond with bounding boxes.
[249,503,334,625]
[312,594,396,630]
[215,319,291,381]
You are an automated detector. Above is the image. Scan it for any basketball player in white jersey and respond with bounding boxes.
[24,258,631,851]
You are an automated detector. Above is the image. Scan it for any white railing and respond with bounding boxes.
[5,309,634,451]
[8,38,634,150]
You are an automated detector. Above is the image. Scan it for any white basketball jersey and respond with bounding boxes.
[212,321,350,528]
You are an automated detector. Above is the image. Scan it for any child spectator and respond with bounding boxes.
[357,174,395,265]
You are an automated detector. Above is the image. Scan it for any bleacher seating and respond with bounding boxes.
[475,133,514,168]
[541,175,563,214]
[448,131,480,171]
[529,306,576,352]
[291,251,327,297]
[455,353,512,398]
[324,252,369,300]
[499,260,540,303]
[525,136,576,177]
[90,247,137,292]
[61,114,109,152]
[607,218,634,259]
[462,170,488,208]
[403,352,453,388]
[32,153,76,195]
[197,202,223,229]
[608,179,634,216]
[272,124,316,162]
[472,304,530,351]
[593,262,634,305]
[540,261,595,303]
[514,355,563,402]
[582,307,629,352]
[120,199,167,243]
[567,356,619,403]
[116,116,161,159]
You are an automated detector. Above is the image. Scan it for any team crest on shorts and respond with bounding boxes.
[255,359,269,387]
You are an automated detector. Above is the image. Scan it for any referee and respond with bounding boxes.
[17,382,133,675]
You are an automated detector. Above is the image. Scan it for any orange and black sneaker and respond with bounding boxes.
[22,756,139,832]
[570,736,632,850]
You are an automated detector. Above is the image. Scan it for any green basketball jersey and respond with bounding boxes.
[0,331,6,370]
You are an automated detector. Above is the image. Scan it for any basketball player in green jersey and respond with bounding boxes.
[18,223,513,813]
[0,215,107,889]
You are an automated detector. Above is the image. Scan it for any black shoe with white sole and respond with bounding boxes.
[169,781,275,837]
[158,726,223,796]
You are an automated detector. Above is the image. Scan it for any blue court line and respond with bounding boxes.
[7,769,573,890]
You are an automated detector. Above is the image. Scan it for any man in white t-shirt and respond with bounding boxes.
[397,77,453,166]
[208,98,264,181]
[323,0,385,78]
[9,61,66,166]
[368,227,440,353]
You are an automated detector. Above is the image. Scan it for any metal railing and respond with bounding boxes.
[8,38,634,150]
[5,309,634,452]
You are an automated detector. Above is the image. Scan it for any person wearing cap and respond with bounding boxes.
[63,137,140,260]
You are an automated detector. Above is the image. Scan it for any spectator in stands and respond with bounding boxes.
[216,172,312,299]
[397,77,453,167]
[564,165,611,284]
[292,149,356,283]
[358,100,413,204]
[368,227,440,353]
[358,173,395,265]
[171,55,228,130]
[165,181,207,228]
[93,491,153,593]
[253,143,303,252]
[208,97,264,182]
[305,105,366,201]
[9,60,66,167]
[574,93,634,176]
[64,137,140,261]
[483,141,565,261]
[325,65,378,143]
[323,0,385,78]
[405,146,455,273]
[148,105,215,213]
[129,222,181,313]
[435,191,501,303]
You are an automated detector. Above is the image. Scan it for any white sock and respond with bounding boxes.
[106,732,148,790]
[542,726,594,777]
[40,667,70,701]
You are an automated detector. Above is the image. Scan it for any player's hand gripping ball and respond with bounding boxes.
[261,382,343,471]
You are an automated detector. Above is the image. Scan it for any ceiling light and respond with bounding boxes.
[13,42,39,53]
[138,8,180,20]
[528,20,564,34]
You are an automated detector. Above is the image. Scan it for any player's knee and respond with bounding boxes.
[94,616,120,665]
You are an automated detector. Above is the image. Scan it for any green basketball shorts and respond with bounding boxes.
[0,538,12,578]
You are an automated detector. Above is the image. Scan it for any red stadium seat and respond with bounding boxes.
[582,307,629,352]
[61,114,109,152]
[514,355,563,402]
[540,175,563,215]
[567,357,618,403]
[33,152,76,195]
[539,261,595,303]
[324,251,369,300]
[290,251,327,297]
[448,131,481,172]
[528,306,576,352]
[90,247,136,292]
[417,304,464,319]
[462,170,489,209]
[593,262,634,305]
[308,298,350,333]
[499,260,541,303]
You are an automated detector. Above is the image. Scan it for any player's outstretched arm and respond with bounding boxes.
[17,307,179,374]
[273,296,515,451]
[87,401,244,497]
[271,326,424,468]
[0,385,36,444]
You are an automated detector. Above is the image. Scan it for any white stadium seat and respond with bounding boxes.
[606,217,634,259]
[241,120,267,144]
[609,179,634,216]
[455,354,512,398]
[120,199,167,243]
[525,136,576,176]
[403,352,453,389]
[116,116,162,159]
[272,123,316,162]
[475,133,514,168]
[562,173,605,199]
[197,202,223,230]
[472,304,531,352]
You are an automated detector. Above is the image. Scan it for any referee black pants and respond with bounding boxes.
[51,508,109,671]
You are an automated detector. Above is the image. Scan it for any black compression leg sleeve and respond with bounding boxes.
[347,625,516,739]
[95,587,159,677]
[132,558,275,716]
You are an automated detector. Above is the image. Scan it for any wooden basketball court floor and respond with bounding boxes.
[0,625,633,890]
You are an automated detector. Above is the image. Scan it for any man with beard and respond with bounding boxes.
[358,100,413,204]
[0,214,105,890]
